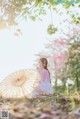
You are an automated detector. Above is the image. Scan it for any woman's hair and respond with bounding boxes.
[40,58,50,75]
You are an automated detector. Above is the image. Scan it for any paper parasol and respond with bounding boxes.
[0,69,41,99]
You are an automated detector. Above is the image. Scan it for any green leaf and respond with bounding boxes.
[63,4,71,9]
[30,16,36,21]
[36,0,42,6]
[47,24,57,35]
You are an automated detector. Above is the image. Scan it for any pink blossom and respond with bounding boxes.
[53,54,64,60]
[55,61,64,68]
[50,54,66,68]
[54,40,65,46]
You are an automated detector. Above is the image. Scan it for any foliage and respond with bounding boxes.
[65,32,80,90]
[47,24,57,35]
[0,0,80,33]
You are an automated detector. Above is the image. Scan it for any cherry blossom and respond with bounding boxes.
[54,40,65,46]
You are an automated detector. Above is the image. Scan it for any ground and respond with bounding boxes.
[0,94,80,119]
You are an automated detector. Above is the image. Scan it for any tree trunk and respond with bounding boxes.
[75,76,79,91]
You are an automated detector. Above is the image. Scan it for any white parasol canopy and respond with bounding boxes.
[0,69,40,99]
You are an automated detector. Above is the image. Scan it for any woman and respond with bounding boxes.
[29,58,53,98]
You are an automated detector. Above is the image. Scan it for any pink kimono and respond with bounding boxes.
[29,68,53,98]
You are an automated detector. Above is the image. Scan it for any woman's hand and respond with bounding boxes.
[38,80,41,84]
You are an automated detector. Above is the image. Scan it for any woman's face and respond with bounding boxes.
[39,60,44,68]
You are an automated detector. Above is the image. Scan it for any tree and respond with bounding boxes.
[35,23,80,92]
[0,0,80,32]
[66,31,80,90]
[35,35,69,87]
